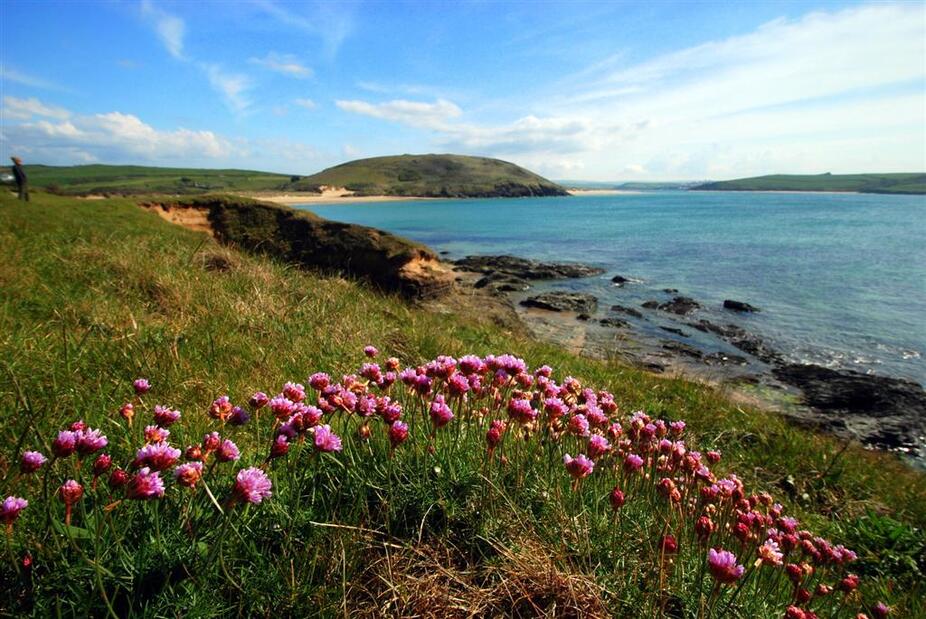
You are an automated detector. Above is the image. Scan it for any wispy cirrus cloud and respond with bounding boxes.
[141,0,185,60]
[2,96,71,121]
[201,64,252,113]
[251,0,354,58]
[249,52,313,79]
[293,98,317,110]
[0,66,72,92]
[336,98,461,130]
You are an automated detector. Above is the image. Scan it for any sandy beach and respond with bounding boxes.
[237,187,439,206]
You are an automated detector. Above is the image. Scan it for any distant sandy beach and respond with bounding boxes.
[567,189,643,196]
[241,187,642,205]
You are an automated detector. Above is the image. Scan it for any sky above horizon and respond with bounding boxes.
[1,1,924,181]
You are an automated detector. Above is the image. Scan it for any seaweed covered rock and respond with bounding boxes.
[141,195,453,299]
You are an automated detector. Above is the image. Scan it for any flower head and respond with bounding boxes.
[587,435,611,459]
[269,396,295,420]
[126,467,165,500]
[507,397,537,424]
[609,486,625,511]
[229,406,250,426]
[133,378,151,395]
[109,468,129,488]
[153,405,181,427]
[759,539,784,566]
[216,439,241,463]
[52,430,78,458]
[283,382,306,403]
[250,391,270,409]
[388,421,409,448]
[269,435,290,459]
[20,451,47,474]
[429,395,454,429]
[120,402,135,424]
[1,496,28,527]
[708,548,745,584]
[363,345,379,358]
[76,428,108,455]
[209,395,234,421]
[309,372,331,391]
[563,454,595,480]
[624,453,644,474]
[92,453,112,477]
[174,462,204,488]
[144,425,170,443]
[313,425,343,453]
[202,431,221,452]
[232,467,272,504]
[58,480,84,506]
[135,442,181,471]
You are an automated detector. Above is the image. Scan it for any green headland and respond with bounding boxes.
[693,173,926,194]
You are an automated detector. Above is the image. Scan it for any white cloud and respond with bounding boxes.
[2,96,71,121]
[201,64,252,113]
[294,98,317,110]
[0,66,69,92]
[2,100,238,164]
[141,0,185,60]
[249,52,313,78]
[336,98,462,129]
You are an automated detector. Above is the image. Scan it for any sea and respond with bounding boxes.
[301,191,926,385]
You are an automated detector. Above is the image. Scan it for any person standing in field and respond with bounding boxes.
[11,156,29,201]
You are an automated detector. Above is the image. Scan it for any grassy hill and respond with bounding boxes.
[1,191,924,616]
[6,164,301,195]
[290,154,569,197]
[693,173,926,194]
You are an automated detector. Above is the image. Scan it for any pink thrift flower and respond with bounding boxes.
[507,397,536,424]
[120,402,135,423]
[544,397,567,420]
[448,373,470,397]
[216,439,241,462]
[20,451,47,473]
[872,602,890,619]
[486,419,507,451]
[144,425,170,443]
[202,431,221,452]
[1,496,28,528]
[563,454,595,480]
[76,428,108,455]
[708,548,745,584]
[233,467,272,504]
[92,453,112,477]
[313,425,343,453]
[269,396,296,420]
[567,414,590,437]
[269,435,290,459]
[58,479,83,506]
[52,430,78,458]
[109,468,129,489]
[174,462,204,488]
[587,435,611,459]
[458,355,485,375]
[759,539,784,566]
[624,453,644,474]
[136,442,181,471]
[249,391,270,409]
[126,467,165,500]
[283,382,306,402]
[363,345,379,358]
[609,486,625,510]
[133,378,151,395]
[429,395,453,429]
[209,395,234,421]
[706,450,722,464]
[389,421,409,448]
[153,405,181,427]
[308,372,331,391]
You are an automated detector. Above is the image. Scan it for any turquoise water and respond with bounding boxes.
[304,192,926,383]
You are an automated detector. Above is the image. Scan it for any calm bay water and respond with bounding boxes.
[303,191,926,384]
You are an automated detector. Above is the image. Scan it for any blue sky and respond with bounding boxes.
[1,0,924,180]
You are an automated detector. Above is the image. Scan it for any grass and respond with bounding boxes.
[0,191,924,616]
[290,153,569,197]
[693,173,926,195]
[7,164,301,195]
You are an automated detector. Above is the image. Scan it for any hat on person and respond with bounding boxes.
[10,156,22,164]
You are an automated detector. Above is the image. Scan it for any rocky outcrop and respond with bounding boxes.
[611,274,641,286]
[773,364,926,450]
[600,317,630,328]
[473,272,532,293]
[689,319,782,365]
[520,292,598,314]
[455,255,604,280]
[658,296,701,316]
[724,299,760,313]
[142,196,454,300]
[610,304,644,319]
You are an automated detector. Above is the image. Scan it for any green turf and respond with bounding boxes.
[693,173,926,194]
[1,191,923,616]
[291,153,569,197]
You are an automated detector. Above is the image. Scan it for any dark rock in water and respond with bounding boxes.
[611,274,640,286]
[660,326,690,337]
[611,304,644,319]
[773,364,926,450]
[662,340,703,358]
[663,288,678,293]
[474,272,531,292]
[455,255,604,280]
[520,292,598,313]
[724,299,760,313]
[690,320,747,339]
[703,352,749,366]
[644,362,666,373]
[439,250,450,255]
[576,313,591,321]
[658,296,701,316]
[729,335,783,365]
[641,300,660,309]
[600,317,630,328]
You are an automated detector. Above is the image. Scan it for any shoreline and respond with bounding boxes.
[236,187,642,206]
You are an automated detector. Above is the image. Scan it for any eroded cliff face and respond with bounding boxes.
[142,196,454,300]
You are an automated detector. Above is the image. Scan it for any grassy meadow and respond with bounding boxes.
[693,173,926,195]
[0,191,923,617]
